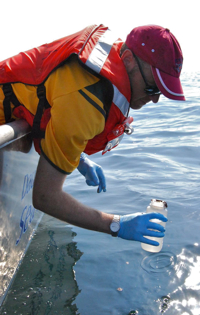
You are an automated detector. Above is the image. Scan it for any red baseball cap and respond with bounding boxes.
[125,25,185,101]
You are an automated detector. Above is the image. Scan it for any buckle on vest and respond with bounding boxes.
[102,116,134,155]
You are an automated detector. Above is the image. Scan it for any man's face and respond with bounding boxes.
[129,64,160,110]
[121,49,161,110]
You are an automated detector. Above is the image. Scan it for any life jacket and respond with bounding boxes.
[0,24,133,155]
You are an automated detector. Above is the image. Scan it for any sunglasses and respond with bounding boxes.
[132,52,161,96]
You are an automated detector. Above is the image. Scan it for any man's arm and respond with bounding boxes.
[33,155,167,245]
[32,155,113,233]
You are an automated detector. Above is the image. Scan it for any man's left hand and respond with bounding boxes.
[77,153,106,193]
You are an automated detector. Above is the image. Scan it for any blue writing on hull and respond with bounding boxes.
[16,205,35,246]
[21,172,35,200]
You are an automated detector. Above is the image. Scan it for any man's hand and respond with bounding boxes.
[77,153,106,193]
[118,212,168,246]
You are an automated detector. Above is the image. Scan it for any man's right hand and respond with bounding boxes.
[118,212,168,245]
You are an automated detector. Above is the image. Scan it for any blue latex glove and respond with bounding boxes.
[77,153,106,193]
[118,212,168,246]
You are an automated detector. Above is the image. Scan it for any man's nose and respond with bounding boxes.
[150,94,160,103]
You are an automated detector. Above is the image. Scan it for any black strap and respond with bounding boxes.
[3,84,21,123]
[3,82,50,139]
[31,84,47,139]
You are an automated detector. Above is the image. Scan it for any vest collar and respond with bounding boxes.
[79,27,131,118]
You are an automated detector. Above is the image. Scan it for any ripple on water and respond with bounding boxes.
[141,251,177,274]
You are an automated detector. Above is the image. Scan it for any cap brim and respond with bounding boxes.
[152,67,185,101]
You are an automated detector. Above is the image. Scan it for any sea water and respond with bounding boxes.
[0,71,200,315]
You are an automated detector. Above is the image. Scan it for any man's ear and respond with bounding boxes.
[121,49,135,72]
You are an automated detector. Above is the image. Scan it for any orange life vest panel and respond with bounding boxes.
[0,24,132,155]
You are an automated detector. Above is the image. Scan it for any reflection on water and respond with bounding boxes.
[0,215,82,315]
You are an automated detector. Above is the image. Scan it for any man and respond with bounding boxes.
[0,24,185,244]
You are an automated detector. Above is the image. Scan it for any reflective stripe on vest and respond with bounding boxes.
[113,85,129,118]
[85,28,114,72]
[84,28,129,117]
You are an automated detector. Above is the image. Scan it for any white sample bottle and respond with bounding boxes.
[141,199,168,253]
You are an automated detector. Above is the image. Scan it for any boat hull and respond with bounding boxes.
[0,120,43,305]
